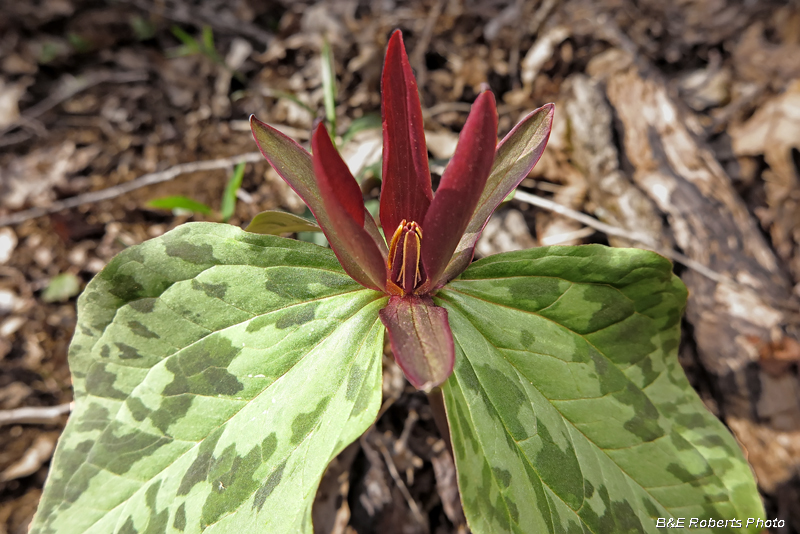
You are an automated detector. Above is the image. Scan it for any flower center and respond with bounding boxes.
[387,220,425,295]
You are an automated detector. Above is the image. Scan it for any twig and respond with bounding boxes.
[507,0,527,89]
[423,101,521,119]
[529,0,560,35]
[0,152,264,227]
[410,0,445,89]
[0,71,148,141]
[0,130,33,148]
[0,403,73,426]
[376,438,428,530]
[513,190,734,285]
[423,102,473,118]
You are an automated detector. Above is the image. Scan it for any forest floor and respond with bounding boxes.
[1,0,799,533]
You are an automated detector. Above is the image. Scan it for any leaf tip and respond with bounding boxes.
[541,102,556,126]
[249,113,265,132]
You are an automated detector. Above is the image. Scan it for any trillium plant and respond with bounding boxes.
[32,31,762,534]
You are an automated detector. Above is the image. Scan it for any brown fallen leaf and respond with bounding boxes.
[0,431,58,482]
[730,80,800,279]
[747,334,800,377]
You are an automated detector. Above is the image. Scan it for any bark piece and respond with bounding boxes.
[562,73,669,251]
[584,48,800,493]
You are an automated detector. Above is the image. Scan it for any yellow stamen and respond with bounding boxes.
[386,220,424,294]
[387,219,407,271]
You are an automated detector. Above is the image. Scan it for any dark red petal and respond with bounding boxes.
[312,124,365,227]
[421,91,497,290]
[441,103,554,282]
[251,116,385,290]
[380,30,432,234]
[379,295,455,391]
[311,124,387,291]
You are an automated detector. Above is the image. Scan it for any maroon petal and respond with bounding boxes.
[380,30,432,236]
[252,116,385,290]
[311,124,387,291]
[379,295,455,391]
[441,103,554,282]
[421,91,497,291]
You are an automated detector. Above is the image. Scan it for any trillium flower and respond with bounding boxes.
[250,30,553,391]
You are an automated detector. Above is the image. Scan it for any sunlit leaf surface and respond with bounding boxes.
[438,245,763,534]
[31,223,386,534]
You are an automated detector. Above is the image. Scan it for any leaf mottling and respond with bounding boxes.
[441,245,762,533]
[172,503,186,531]
[162,336,243,398]
[253,460,287,512]
[116,342,143,359]
[274,303,316,329]
[201,444,262,528]
[129,298,157,314]
[191,279,228,299]
[164,240,218,265]
[31,223,385,534]
[290,396,331,445]
[127,321,160,340]
[149,394,193,433]
[85,363,128,400]
[177,427,223,496]
[107,273,146,303]
[92,422,171,475]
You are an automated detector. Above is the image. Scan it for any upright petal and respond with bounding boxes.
[379,295,455,391]
[251,116,385,290]
[380,30,432,235]
[441,103,554,282]
[312,124,387,291]
[421,91,498,291]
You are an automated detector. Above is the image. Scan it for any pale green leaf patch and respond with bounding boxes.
[438,245,763,534]
[42,272,82,303]
[30,222,386,534]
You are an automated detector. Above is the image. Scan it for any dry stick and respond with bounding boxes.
[410,0,445,89]
[0,403,73,426]
[514,190,733,285]
[0,152,264,227]
[529,0,560,35]
[0,71,149,142]
[423,101,521,119]
[376,440,427,529]
[507,0,528,89]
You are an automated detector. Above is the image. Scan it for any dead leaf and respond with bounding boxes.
[748,334,800,376]
[730,80,800,277]
[0,432,57,482]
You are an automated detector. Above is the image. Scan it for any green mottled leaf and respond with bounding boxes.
[245,210,322,235]
[31,222,386,534]
[147,195,213,216]
[437,245,763,533]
